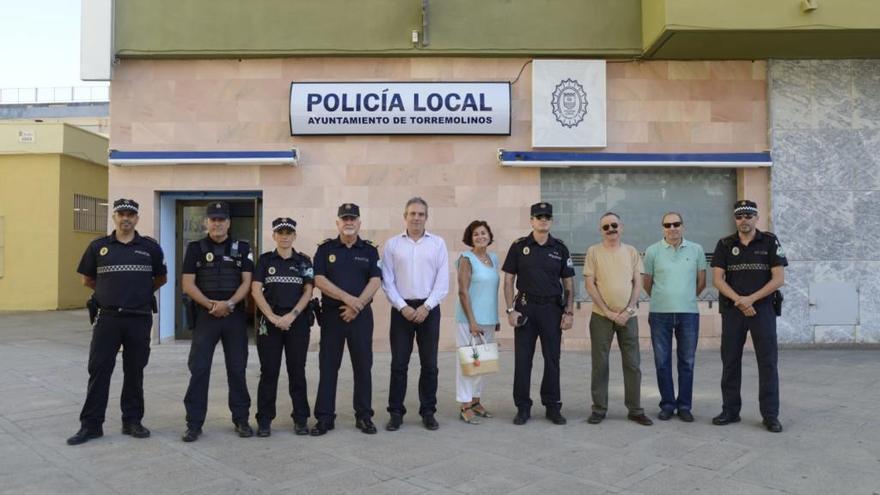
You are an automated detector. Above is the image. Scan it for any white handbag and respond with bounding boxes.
[458,334,499,376]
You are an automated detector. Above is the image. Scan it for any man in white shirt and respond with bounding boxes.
[382,197,449,431]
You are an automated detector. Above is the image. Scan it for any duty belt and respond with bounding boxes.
[518,293,559,305]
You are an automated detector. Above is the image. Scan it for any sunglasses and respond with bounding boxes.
[734,214,755,220]
[601,223,619,231]
[662,221,682,228]
[533,215,552,221]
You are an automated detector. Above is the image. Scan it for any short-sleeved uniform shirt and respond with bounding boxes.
[313,236,382,308]
[711,230,787,306]
[253,249,314,311]
[583,243,643,315]
[643,238,708,314]
[502,233,575,297]
[77,231,167,312]
[181,237,254,300]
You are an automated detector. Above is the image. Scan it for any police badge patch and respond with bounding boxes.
[731,247,740,256]
[523,247,530,255]
[99,247,109,256]
[551,78,588,128]
[329,254,336,263]
[206,252,214,262]
[268,266,276,275]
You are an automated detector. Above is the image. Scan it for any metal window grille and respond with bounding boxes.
[74,195,108,233]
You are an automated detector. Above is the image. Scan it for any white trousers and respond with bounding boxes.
[455,322,496,403]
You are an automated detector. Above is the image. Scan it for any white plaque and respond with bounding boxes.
[532,60,606,148]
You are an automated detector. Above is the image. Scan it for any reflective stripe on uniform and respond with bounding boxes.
[726,263,770,272]
[96,264,153,274]
[264,276,303,284]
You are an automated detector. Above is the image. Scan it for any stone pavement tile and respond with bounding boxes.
[337,435,465,473]
[349,478,428,495]
[731,449,880,495]
[677,439,752,471]
[627,465,718,495]
[695,477,792,495]
[531,444,616,475]
[629,431,707,460]
[99,452,221,488]
[406,451,546,493]
[180,479,253,495]
[0,467,103,495]
[507,473,611,495]
[566,451,666,489]
[235,450,357,486]
[114,467,228,495]
[0,436,52,475]
[273,466,400,494]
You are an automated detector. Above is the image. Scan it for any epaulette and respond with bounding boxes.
[298,252,312,262]
[364,239,378,247]
[318,238,334,246]
[720,233,738,247]
[514,236,527,243]
[142,235,160,245]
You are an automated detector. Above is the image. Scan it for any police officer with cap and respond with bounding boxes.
[311,203,382,436]
[711,200,787,433]
[251,217,314,437]
[68,198,167,445]
[181,201,254,442]
[502,202,575,426]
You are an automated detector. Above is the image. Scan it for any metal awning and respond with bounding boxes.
[498,150,771,168]
[109,149,298,166]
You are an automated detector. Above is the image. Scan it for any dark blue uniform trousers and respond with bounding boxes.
[513,301,563,412]
[314,306,374,422]
[80,312,152,429]
[720,301,780,419]
[184,308,250,428]
[255,314,311,426]
[387,304,440,417]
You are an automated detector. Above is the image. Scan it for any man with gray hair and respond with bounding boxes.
[382,197,449,431]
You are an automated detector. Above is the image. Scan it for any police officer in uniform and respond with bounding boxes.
[312,203,382,436]
[181,201,254,442]
[502,202,575,426]
[711,200,787,433]
[68,198,167,445]
[251,217,315,437]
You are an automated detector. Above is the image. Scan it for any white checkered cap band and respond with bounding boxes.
[113,203,138,213]
[273,222,296,231]
[734,206,758,215]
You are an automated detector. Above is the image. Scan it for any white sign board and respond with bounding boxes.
[290,82,510,135]
[80,0,113,81]
[532,60,606,148]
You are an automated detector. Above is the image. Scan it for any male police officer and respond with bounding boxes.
[251,217,314,437]
[711,200,787,433]
[181,201,254,442]
[312,203,383,436]
[68,198,167,445]
[502,202,575,426]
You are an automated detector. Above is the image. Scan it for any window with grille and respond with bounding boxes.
[74,194,108,232]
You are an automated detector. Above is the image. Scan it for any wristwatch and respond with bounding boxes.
[505,307,515,314]
[625,306,636,316]
[227,301,236,311]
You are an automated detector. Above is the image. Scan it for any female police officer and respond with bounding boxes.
[251,217,315,437]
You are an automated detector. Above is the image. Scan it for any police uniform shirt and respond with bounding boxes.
[501,233,575,297]
[253,249,314,311]
[77,231,167,311]
[313,236,381,308]
[711,230,787,305]
[182,237,254,300]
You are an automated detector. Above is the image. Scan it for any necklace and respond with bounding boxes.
[474,252,492,266]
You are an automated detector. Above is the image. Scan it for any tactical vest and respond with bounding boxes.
[195,238,248,296]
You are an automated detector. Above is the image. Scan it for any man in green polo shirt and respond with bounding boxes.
[642,212,707,423]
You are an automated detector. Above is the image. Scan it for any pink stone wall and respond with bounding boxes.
[109,58,768,350]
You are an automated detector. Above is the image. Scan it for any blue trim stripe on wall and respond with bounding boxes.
[109,150,296,160]
[499,150,771,163]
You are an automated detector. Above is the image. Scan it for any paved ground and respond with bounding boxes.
[1,310,879,495]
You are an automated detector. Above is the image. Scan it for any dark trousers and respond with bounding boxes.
[720,302,780,419]
[513,301,563,412]
[315,306,374,421]
[255,314,311,427]
[387,302,440,417]
[79,312,152,429]
[183,308,250,428]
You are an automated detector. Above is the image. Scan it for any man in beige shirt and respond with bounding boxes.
[583,212,652,426]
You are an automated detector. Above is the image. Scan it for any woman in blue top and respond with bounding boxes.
[455,220,500,424]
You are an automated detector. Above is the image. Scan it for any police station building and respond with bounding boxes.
[82,0,880,348]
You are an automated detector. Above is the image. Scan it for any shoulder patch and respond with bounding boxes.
[318,238,334,246]
[514,236,527,243]
[142,235,160,245]
[364,239,377,247]
[299,252,312,262]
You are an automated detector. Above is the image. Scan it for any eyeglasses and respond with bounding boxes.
[662,221,682,229]
[734,214,755,220]
[601,223,619,231]
[533,215,552,221]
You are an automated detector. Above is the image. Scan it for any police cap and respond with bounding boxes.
[337,203,360,218]
[206,201,230,219]
[272,217,297,232]
[112,198,139,214]
[530,202,553,218]
[733,199,758,216]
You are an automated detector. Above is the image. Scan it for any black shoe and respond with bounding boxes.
[257,424,271,437]
[66,427,103,446]
[294,421,310,436]
[678,410,695,422]
[422,414,439,431]
[385,413,403,431]
[356,417,377,434]
[121,422,151,438]
[310,420,333,436]
[712,412,741,426]
[181,427,202,442]
[658,410,674,421]
[627,413,654,426]
[546,409,567,425]
[234,421,254,438]
[513,408,530,425]
[586,412,605,424]
[763,417,783,433]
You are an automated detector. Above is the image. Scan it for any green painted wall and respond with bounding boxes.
[114,0,642,57]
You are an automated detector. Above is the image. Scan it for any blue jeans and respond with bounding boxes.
[648,313,699,413]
